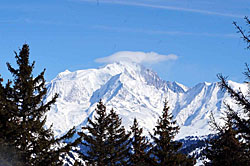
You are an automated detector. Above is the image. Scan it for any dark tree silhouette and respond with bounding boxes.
[204,16,250,165]
[78,101,131,166]
[0,44,78,166]
[78,100,110,166]
[233,16,250,49]
[105,109,131,165]
[149,100,195,166]
[128,118,151,166]
[204,115,249,166]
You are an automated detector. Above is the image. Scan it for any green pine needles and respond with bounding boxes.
[149,101,195,166]
[77,100,195,166]
[0,44,79,166]
[129,118,151,166]
[77,100,131,166]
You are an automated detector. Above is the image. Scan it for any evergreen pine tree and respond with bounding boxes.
[0,77,17,148]
[0,44,79,165]
[78,101,131,166]
[215,64,250,165]
[78,100,109,166]
[149,100,195,166]
[0,76,24,165]
[209,16,250,164]
[105,109,131,166]
[204,116,249,166]
[129,118,151,166]
[218,70,250,145]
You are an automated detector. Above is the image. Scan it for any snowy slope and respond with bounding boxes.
[45,61,247,139]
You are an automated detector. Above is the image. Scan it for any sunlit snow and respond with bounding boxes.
[45,61,247,140]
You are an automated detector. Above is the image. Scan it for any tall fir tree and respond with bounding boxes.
[78,100,110,166]
[105,109,131,166]
[128,118,151,166]
[149,100,195,166]
[218,70,250,146]
[0,44,79,166]
[0,76,18,148]
[78,101,131,166]
[215,61,250,164]
[204,116,249,166]
[208,16,250,164]
[0,76,23,165]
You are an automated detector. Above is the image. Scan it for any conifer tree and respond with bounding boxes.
[0,76,24,165]
[215,62,250,165]
[78,100,110,165]
[217,71,250,146]
[0,77,18,148]
[105,109,131,165]
[208,17,250,164]
[129,118,151,166]
[204,116,249,166]
[0,44,78,165]
[149,100,195,166]
[78,101,131,166]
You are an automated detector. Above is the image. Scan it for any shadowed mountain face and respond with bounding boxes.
[45,61,247,139]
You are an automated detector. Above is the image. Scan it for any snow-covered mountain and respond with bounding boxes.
[45,61,247,139]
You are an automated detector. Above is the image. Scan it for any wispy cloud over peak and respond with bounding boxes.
[95,51,178,64]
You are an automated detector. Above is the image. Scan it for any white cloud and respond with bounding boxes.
[95,51,178,64]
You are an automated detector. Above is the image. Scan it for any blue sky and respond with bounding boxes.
[0,0,249,87]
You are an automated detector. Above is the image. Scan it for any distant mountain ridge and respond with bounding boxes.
[45,61,247,139]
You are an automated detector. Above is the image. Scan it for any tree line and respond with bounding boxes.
[0,44,195,165]
[0,17,250,165]
[74,99,195,166]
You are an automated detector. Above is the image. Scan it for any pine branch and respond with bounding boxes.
[217,74,250,113]
[233,17,250,49]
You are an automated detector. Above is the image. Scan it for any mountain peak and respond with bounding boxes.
[45,62,247,139]
[101,61,145,73]
[56,69,71,79]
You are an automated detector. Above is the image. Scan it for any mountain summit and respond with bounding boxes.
[45,62,246,139]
